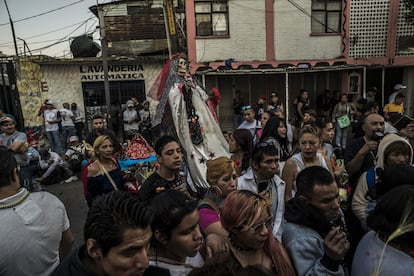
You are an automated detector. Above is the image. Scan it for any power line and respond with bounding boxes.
[0,16,96,46]
[0,0,88,27]
[30,17,92,53]
[26,17,96,40]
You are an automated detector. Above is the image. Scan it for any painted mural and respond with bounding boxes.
[16,59,44,127]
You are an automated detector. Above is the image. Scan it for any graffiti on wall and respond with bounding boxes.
[16,60,44,127]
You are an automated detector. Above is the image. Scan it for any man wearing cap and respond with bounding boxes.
[254,95,267,120]
[388,84,406,104]
[268,92,284,116]
[65,135,86,174]
[123,100,140,140]
[384,93,405,123]
[0,115,35,190]
[43,100,63,155]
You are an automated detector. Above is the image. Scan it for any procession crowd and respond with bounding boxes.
[0,83,414,276]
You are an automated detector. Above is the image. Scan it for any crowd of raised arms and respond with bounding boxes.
[1,84,414,276]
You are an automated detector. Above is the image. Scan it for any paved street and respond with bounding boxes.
[43,179,88,247]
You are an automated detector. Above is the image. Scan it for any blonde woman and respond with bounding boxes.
[84,135,125,206]
[198,157,238,237]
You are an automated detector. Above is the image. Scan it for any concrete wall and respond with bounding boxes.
[42,64,84,113]
[274,0,342,60]
[17,59,163,127]
[196,0,266,63]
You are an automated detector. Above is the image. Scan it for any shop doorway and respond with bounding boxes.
[82,80,146,133]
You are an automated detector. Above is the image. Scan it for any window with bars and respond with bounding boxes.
[195,0,229,37]
[311,0,341,33]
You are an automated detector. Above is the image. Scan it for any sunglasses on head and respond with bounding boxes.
[241,105,252,111]
[256,141,274,149]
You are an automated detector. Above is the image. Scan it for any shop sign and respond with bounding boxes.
[80,64,145,81]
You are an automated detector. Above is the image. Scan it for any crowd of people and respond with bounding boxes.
[1,81,414,275]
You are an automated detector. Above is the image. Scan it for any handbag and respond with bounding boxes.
[337,114,351,129]
[337,105,351,129]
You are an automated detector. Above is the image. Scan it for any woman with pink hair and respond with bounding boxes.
[219,190,296,275]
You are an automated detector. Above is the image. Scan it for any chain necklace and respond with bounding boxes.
[0,190,30,209]
[229,237,255,253]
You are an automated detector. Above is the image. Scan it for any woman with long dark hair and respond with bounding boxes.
[260,116,290,162]
[228,129,253,175]
[295,89,310,127]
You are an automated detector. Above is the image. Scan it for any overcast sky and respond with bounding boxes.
[0,0,104,57]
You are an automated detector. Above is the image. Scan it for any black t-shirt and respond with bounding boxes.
[139,172,186,201]
[52,245,91,276]
[344,137,376,189]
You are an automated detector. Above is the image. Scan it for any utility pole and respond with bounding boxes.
[163,0,179,56]
[97,2,112,129]
[4,0,19,57]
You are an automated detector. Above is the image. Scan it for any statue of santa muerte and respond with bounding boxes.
[149,54,230,194]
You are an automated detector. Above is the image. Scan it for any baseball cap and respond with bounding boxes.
[394,84,406,90]
[127,100,134,107]
[259,96,266,100]
[0,115,14,124]
[45,100,54,105]
[271,92,279,97]
[69,136,79,142]
[143,100,150,105]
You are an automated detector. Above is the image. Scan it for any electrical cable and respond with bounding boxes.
[0,0,88,27]
[30,17,91,53]
[0,16,96,46]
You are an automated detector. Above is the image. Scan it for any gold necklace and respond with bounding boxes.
[0,190,30,209]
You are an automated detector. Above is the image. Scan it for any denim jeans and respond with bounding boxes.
[62,126,76,149]
[46,130,63,154]
[335,123,349,150]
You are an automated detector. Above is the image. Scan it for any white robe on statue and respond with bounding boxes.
[168,82,230,189]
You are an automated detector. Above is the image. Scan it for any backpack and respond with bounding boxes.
[365,166,377,199]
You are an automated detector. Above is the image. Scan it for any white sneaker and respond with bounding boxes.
[65,176,78,183]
